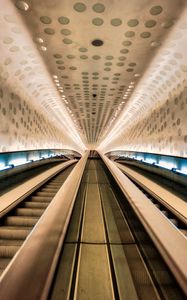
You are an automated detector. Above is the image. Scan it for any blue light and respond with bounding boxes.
[0,162,6,170]
[145,158,156,164]
[0,165,13,171]
[29,155,40,161]
[136,157,144,161]
[41,154,50,159]
[9,158,28,167]
[154,161,177,170]
[174,168,187,175]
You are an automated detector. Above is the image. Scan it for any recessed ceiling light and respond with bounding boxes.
[35,37,44,44]
[15,1,29,11]
[40,46,47,51]
[150,41,161,48]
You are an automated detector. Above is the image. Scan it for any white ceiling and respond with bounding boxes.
[1,0,187,154]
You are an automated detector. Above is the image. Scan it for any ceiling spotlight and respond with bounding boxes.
[134,73,141,78]
[151,41,161,48]
[15,1,29,11]
[40,46,47,51]
[35,37,44,44]
[53,75,58,79]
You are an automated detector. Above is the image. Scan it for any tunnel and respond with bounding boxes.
[0,1,186,299]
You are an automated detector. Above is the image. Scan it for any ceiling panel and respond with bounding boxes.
[0,0,186,152]
[11,0,185,147]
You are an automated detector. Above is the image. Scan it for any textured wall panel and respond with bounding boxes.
[0,83,82,152]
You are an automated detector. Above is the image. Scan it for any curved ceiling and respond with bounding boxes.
[0,0,187,156]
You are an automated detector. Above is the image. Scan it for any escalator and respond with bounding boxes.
[50,159,185,300]
[0,164,75,276]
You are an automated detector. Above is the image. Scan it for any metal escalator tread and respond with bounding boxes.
[0,228,31,239]
[0,239,23,246]
[4,216,39,226]
[41,187,59,190]
[14,208,45,217]
[0,164,75,277]
[0,245,20,257]
[29,196,52,202]
[35,192,56,197]
[22,202,49,209]
[22,201,48,209]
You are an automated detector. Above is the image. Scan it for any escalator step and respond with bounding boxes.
[14,208,45,217]
[41,188,58,192]
[0,245,20,258]
[35,192,56,197]
[4,216,39,227]
[22,202,48,209]
[0,228,31,239]
[47,183,62,186]
[29,196,52,202]
[0,239,23,246]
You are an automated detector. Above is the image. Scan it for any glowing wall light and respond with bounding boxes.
[145,158,156,164]
[136,156,144,161]
[28,154,40,161]
[9,158,28,167]
[155,161,177,170]
[174,167,187,175]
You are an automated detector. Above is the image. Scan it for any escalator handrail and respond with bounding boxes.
[99,152,187,297]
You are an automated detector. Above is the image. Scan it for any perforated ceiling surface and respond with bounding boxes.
[1,0,187,155]
[13,0,186,143]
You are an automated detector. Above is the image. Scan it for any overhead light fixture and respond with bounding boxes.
[15,1,29,11]
[40,46,47,51]
[35,37,44,44]
[151,41,161,48]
